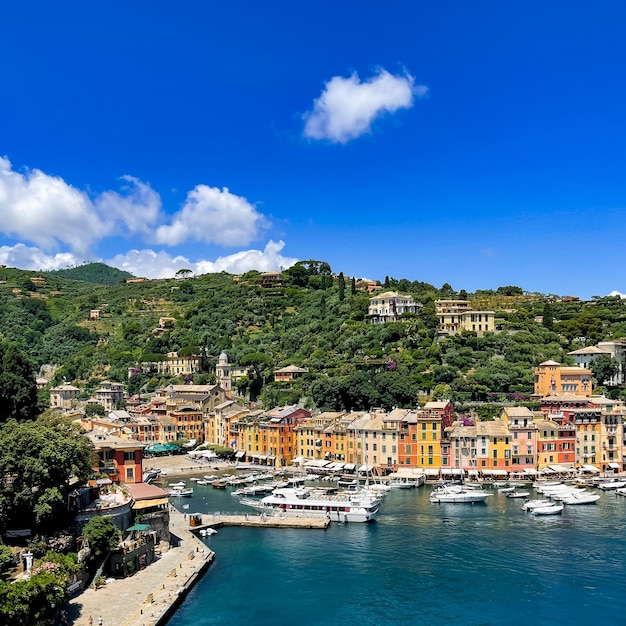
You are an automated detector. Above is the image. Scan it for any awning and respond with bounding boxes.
[467,469,479,477]
[132,497,169,510]
[424,469,440,476]
[358,464,373,473]
[579,464,600,473]
[441,469,454,475]
[343,463,356,471]
[125,523,150,532]
[96,478,112,485]
[235,451,245,458]
[549,464,573,473]
[523,468,538,474]
[291,456,304,464]
[608,462,621,470]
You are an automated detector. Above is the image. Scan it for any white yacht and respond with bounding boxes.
[241,487,380,523]
[429,485,491,504]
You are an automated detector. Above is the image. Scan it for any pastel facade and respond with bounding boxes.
[274,365,309,382]
[238,406,311,466]
[435,300,495,336]
[501,406,538,470]
[368,291,421,324]
[88,431,145,484]
[534,360,592,397]
[50,384,80,409]
[95,381,125,412]
[146,352,202,376]
[569,340,626,386]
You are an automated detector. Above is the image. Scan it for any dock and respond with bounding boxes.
[66,509,327,625]
[67,508,215,626]
[189,511,330,531]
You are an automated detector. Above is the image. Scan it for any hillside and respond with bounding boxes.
[0,263,624,410]
[47,262,134,284]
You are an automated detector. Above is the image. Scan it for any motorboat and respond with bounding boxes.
[167,487,193,497]
[521,499,552,511]
[598,480,626,491]
[241,487,380,522]
[560,492,600,505]
[199,528,217,536]
[498,486,516,494]
[506,491,530,499]
[615,488,626,497]
[429,485,491,504]
[531,502,564,516]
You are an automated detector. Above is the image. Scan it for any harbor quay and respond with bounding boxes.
[66,505,327,626]
[189,511,330,531]
[67,508,214,626]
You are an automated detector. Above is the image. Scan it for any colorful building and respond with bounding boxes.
[534,360,592,398]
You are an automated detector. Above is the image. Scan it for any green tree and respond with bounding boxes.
[338,272,345,301]
[83,516,121,564]
[0,417,94,533]
[240,352,273,400]
[542,302,554,330]
[0,543,13,579]
[350,277,356,295]
[590,354,620,386]
[0,343,38,422]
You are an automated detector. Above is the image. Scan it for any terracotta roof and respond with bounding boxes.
[127,482,169,500]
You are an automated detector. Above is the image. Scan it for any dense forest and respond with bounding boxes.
[0,262,625,414]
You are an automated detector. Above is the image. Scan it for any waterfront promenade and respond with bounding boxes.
[67,508,214,626]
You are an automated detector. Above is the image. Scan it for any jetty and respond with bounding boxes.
[67,508,214,626]
[65,508,327,626]
[189,511,330,531]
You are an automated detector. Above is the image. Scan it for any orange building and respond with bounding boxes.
[534,360,592,398]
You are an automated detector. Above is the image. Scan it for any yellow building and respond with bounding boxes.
[295,412,349,461]
[435,300,495,336]
[535,418,561,469]
[534,360,592,398]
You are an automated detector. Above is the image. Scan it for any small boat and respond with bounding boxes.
[211,481,227,489]
[498,486,516,494]
[199,528,217,536]
[560,492,600,505]
[531,502,564,516]
[598,480,626,491]
[430,485,491,504]
[167,487,193,497]
[615,488,626,497]
[507,491,530,499]
[492,481,508,488]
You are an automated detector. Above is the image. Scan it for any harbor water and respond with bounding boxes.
[165,480,626,626]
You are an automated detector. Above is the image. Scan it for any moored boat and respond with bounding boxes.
[241,487,380,523]
[560,492,600,505]
[167,487,194,497]
[531,502,564,516]
[429,485,490,504]
[598,480,626,491]
[506,491,530,499]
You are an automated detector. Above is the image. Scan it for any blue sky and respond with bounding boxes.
[0,2,625,299]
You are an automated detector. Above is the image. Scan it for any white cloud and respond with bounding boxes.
[106,240,297,278]
[609,290,626,299]
[0,156,104,255]
[155,185,267,247]
[0,243,83,271]
[94,175,162,236]
[303,68,427,143]
[0,157,164,254]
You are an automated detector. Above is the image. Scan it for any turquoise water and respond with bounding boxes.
[165,479,626,626]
